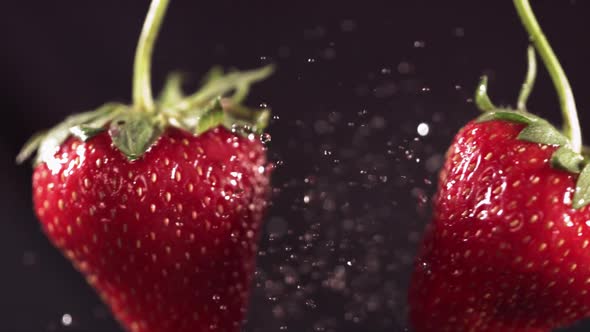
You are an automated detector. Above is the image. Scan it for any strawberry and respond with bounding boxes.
[17,1,273,332]
[409,1,590,330]
[32,127,269,332]
[409,119,588,332]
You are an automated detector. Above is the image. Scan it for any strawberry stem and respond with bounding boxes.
[514,0,582,153]
[475,76,496,112]
[132,0,170,114]
[516,46,537,112]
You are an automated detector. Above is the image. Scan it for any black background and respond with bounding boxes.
[1,1,590,331]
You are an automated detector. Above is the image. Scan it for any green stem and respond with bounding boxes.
[516,46,537,111]
[132,0,170,114]
[514,0,582,153]
[475,76,496,112]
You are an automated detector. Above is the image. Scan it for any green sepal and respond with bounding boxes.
[70,126,107,141]
[477,109,570,147]
[201,66,224,84]
[16,103,125,165]
[18,65,274,166]
[254,109,270,133]
[551,146,584,173]
[108,111,164,160]
[574,164,590,209]
[158,72,185,107]
[70,125,106,142]
[15,131,47,164]
[163,98,223,135]
[70,104,125,141]
[194,98,224,135]
[160,65,274,136]
[517,122,569,146]
[223,103,270,135]
[179,65,274,109]
[477,109,539,125]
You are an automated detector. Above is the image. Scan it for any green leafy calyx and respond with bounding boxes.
[17,65,273,165]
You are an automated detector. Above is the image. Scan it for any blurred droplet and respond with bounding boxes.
[340,20,356,32]
[417,123,429,136]
[413,40,425,48]
[22,251,37,266]
[61,314,72,326]
[260,133,272,145]
[453,27,465,37]
[397,61,414,74]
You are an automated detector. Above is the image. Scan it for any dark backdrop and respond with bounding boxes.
[1,1,589,331]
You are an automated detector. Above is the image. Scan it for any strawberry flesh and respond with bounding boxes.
[409,120,590,331]
[32,127,270,332]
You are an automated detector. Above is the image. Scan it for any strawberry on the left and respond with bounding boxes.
[17,1,274,331]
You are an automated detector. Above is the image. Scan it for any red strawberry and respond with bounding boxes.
[17,1,274,331]
[409,119,590,332]
[32,127,269,332]
[408,1,590,330]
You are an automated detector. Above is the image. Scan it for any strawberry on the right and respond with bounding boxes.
[408,1,590,331]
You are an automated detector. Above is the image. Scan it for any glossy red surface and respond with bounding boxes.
[32,127,270,332]
[410,120,590,332]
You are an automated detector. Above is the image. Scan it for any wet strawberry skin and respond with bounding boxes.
[33,127,270,332]
[409,120,590,332]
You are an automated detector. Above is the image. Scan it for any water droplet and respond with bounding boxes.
[304,176,317,185]
[341,19,356,32]
[260,133,272,145]
[417,123,430,136]
[230,123,254,136]
[397,61,413,74]
[323,47,336,60]
[61,314,72,326]
[413,40,426,48]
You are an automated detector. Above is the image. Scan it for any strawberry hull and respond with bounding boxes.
[32,127,270,332]
[409,120,590,331]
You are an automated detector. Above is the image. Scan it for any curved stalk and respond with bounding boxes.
[514,0,582,152]
[517,46,537,111]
